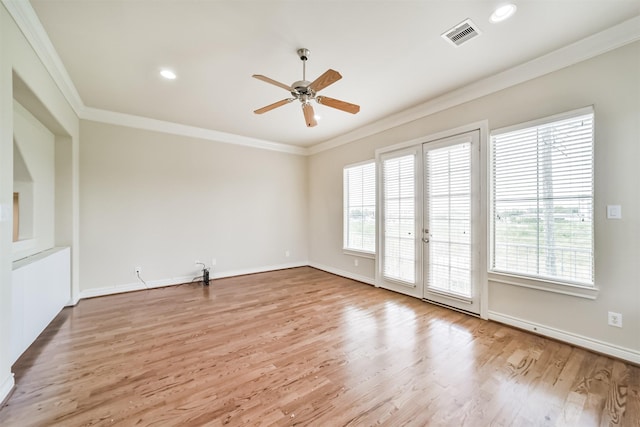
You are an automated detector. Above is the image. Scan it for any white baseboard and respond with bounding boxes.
[79,275,194,299]
[66,295,80,307]
[0,372,15,405]
[308,262,375,286]
[210,261,308,280]
[78,262,309,300]
[489,311,640,364]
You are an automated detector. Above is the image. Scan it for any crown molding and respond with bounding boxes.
[2,0,84,113]
[3,0,306,155]
[308,15,640,155]
[80,107,307,155]
[5,0,638,157]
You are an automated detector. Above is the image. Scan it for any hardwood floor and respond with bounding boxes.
[1,267,638,426]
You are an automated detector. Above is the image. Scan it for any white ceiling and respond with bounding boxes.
[26,0,640,149]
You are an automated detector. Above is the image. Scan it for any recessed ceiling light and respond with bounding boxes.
[160,69,177,80]
[490,3,517,23]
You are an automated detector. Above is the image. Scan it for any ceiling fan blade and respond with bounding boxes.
[316,96,360,114]
[302,103,317,127]
[308,69,342,93]
[254,98,293,114]
[252,74,293,92]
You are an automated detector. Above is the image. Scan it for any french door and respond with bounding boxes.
[422,131,480,314]
[377,148,422,298]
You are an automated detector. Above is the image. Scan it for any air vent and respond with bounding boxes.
[441,19,482,47]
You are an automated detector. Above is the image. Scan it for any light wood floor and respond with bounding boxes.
[1,267,638,426]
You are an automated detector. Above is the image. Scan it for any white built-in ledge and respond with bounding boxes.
[11,246,71,364]
[12,246,66,269]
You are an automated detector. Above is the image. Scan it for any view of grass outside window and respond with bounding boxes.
[344,161,376,254]
[491,108,594,286]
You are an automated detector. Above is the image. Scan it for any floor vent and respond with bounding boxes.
[441,19,481,47]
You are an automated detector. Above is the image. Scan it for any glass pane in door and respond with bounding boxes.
[425,142,471,297]
[382,154,415,283]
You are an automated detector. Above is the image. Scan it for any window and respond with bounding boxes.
[382,153,416,283]
[490,108,594,286]
[343,161,376,254]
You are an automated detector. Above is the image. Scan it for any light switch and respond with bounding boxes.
[607,205,622,219]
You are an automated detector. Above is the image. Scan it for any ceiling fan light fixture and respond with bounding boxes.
[160,69,177,80]
[490,3,517,23]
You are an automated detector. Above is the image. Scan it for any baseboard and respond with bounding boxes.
[209,261,308,280]
[489,311,640,364]
[0,372,15,406]
[79,275,194,299]
[78,262,309,300]
[66,294,80,307]
[308,262,375,286]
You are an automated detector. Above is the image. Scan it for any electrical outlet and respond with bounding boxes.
[608,311,622,328]
[135,266,141,275]
[285,250,290,257]
[211,258,217,266]
[354,258,359,267]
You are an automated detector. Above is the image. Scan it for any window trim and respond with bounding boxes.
[343,160,376,256]
[489,271,599,300]
[488,106,596,298]
[343,249,375,259]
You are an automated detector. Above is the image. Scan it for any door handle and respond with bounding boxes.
[422,237,429,243]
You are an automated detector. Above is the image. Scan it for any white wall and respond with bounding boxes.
[79,120,308,295]
[308,42,640,360]
[55,135,73,247]
[0,3,79,404]
[12,101,55,261]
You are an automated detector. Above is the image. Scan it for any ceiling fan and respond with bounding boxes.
[252,48,360,127]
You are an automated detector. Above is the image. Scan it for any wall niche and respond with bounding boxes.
[13,139,34,244]
[11,101,55,260]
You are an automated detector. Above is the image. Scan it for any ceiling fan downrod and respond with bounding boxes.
[297,48,310,81]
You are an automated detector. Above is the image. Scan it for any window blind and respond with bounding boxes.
[426,142,472,297]
[344,162,376,253]
[382,154,415,283]
[491,110,594,285]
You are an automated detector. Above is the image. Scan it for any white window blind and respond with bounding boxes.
[344,162,376,253]
[426,142,472,297]
[382,153,415,283]
[491,109,594,285]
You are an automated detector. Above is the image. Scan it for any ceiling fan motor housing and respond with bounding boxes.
[291,80,313,98]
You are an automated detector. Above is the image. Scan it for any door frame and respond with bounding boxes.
[375,121,489,319]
